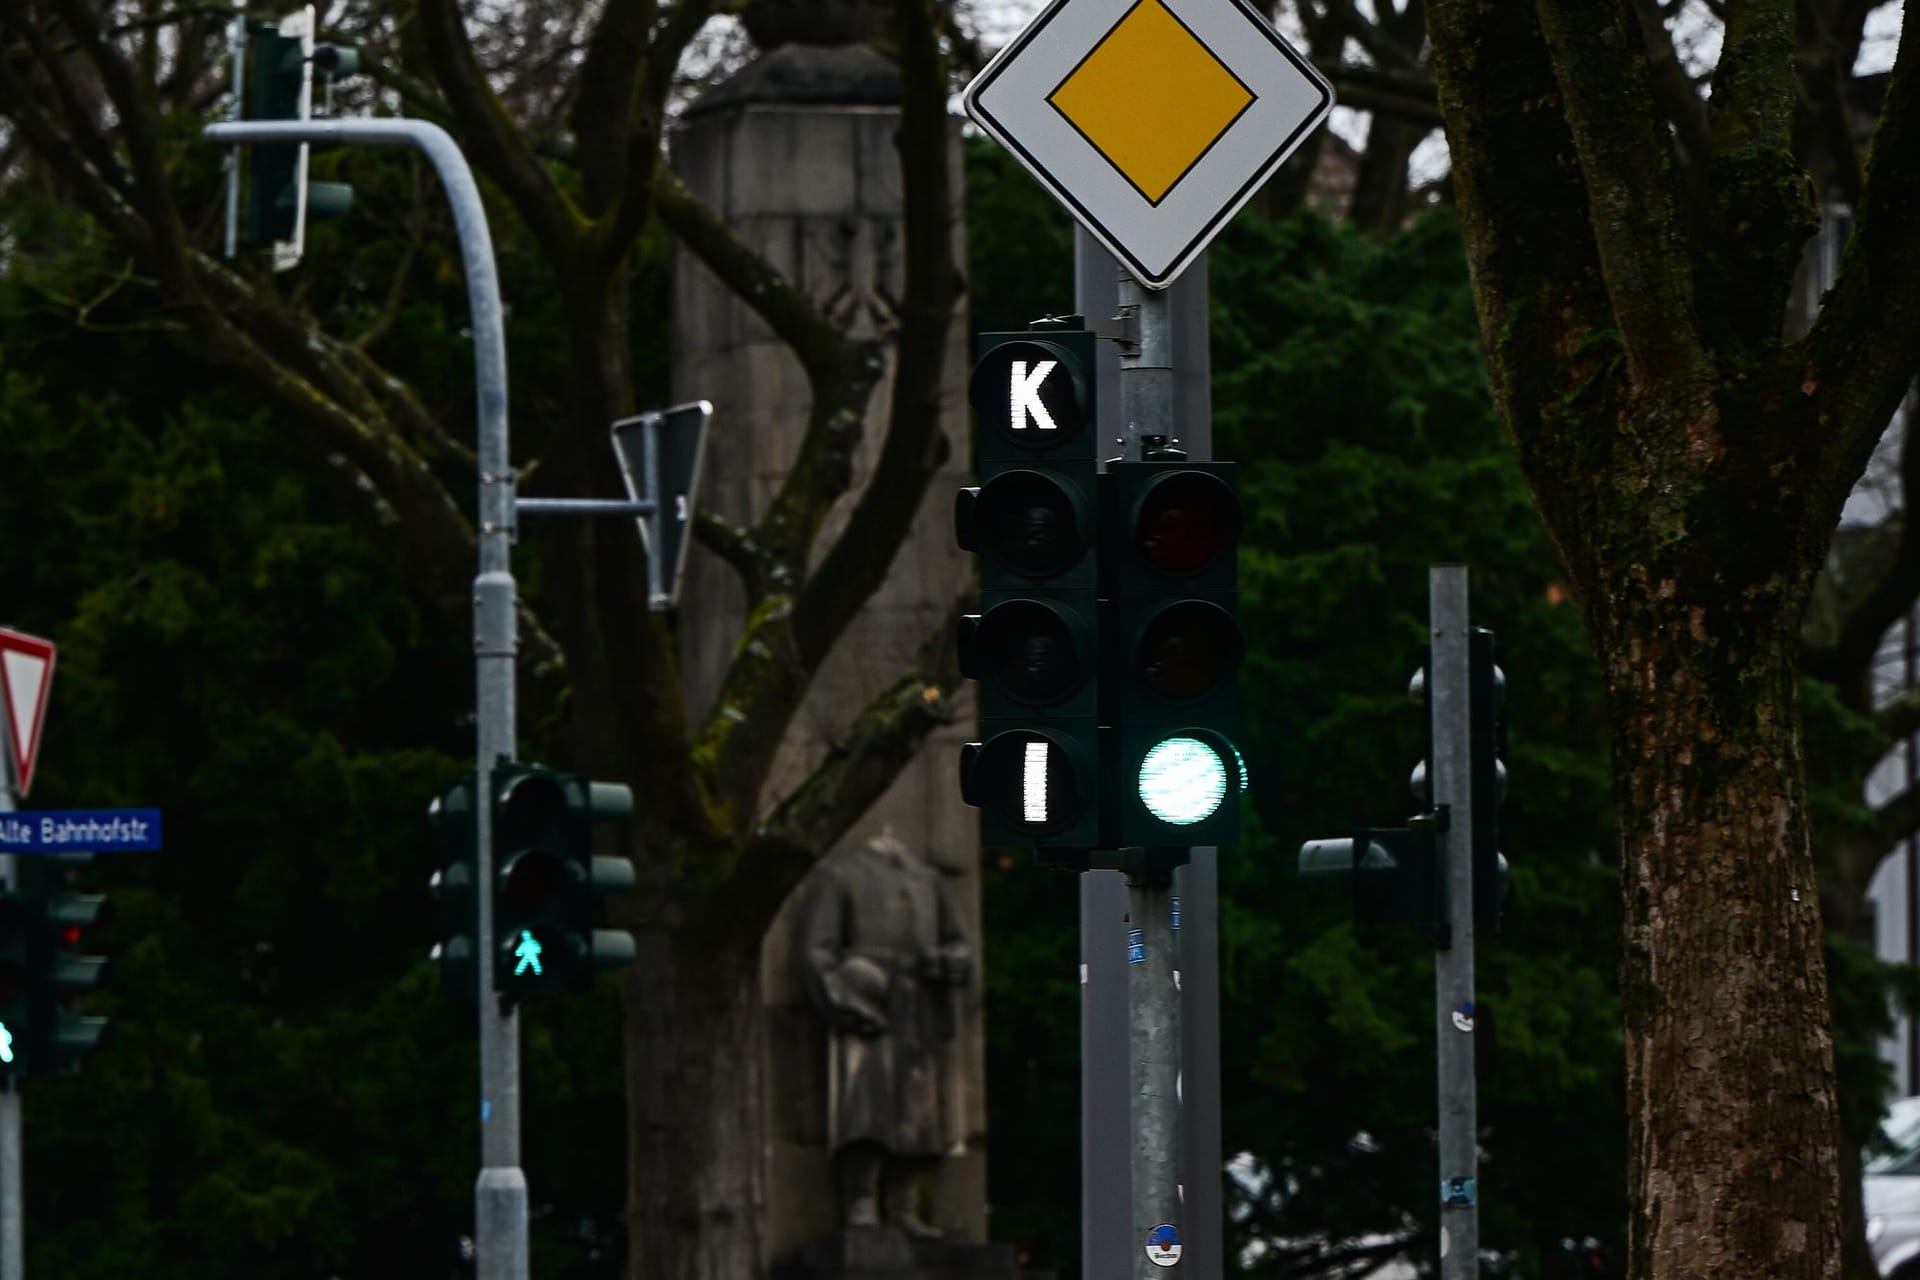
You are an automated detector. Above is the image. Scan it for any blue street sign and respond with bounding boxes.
[0,808,162,854]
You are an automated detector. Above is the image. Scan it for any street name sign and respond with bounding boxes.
[0,808,164,855]
[963,0,1333,289]
[0,628,55,798]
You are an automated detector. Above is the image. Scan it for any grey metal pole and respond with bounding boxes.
[1429,565,1478,1280]
[0,820,16,1280]
[1076,230,1134,1280]
[0,675,19,1280]
[1129,870,1182,1278]
[206,117,526,1280]
[1119,268,1185,1279]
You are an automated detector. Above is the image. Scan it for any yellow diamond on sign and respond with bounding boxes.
[1047,0,1256,206]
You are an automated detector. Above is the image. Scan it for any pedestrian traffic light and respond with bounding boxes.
[428,775,478,1001]
[35,869,111,1071]
[240,5,357,262]
[1103,454,1246,845]
[490,764,636,1001]
[957,317,1102,855]
[0,889,31,1078]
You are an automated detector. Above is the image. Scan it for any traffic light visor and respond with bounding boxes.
[975,731,1086,836]
[968,340,1088,448]
[1137,600,1243,701]
[499,773,567,836]
[1137,734,1234,826]
[977,471,1089,577]
[1135,471,1241,574]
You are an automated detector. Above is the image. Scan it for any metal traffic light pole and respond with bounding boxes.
[1429,565,1480,1280]
[1116,269,1185,1280]
[206,117,528,1280]
[0,766,16,1280]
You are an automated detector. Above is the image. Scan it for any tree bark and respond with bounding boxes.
[1592,553,1841,1280]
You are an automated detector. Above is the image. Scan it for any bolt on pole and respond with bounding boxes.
[206,117,528,1280]
[1429,564,1479,1280]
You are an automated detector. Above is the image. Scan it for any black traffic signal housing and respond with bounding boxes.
[1297,654,1444,933]
[1297,635,1510,935]
[490,764,636,1003]
[429,775,479,1000]
[1103,454,1246,846]
[33,861,112,1072]
[0,888,31,1078]
[241,11,357,250]
[1469,629,1510,930]
[957,317,1102,857]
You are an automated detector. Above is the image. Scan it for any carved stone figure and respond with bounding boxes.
[800,834,973,1236]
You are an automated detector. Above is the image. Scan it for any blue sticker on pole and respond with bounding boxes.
[1128,928,1146,964]
[1441,1176,1475,1206]
[1171,895,1180,931]
[1144,1223,1182,1267]
[0,808,162,854]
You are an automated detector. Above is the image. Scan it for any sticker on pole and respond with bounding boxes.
[1144,1222,1183,1267]
[1451,1000,1475,1033]
[0,628,55,798]
[963,0,1332,288]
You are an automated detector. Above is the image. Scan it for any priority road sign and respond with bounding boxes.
[0,629,55,798]
[964,0,1332,289]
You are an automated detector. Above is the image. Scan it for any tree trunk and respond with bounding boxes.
[1595,560,1843,1280]
[624,925,766,1280]
[1347,113,1426,233]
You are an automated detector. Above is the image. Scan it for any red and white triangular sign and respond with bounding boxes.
[0,628,55,798]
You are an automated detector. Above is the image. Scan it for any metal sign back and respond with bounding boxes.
[611,400,713,611]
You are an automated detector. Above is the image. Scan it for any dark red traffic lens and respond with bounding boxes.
[1135,472,1240,575]
[1137,601,1242,701]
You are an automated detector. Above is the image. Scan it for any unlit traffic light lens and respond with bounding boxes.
[979,601,1083,705]
[1138,600,1242,700]
[1137,736,1231,826]
[981,471,1087,576]
[1136,472,1240,574]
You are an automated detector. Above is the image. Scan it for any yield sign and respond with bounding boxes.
[0,629,55,798]
[964,0,1333,288]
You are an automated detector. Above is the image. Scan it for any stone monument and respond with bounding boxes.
[670,6,1018,1278]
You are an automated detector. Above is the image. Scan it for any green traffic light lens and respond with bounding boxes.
[1137,736,1230,825]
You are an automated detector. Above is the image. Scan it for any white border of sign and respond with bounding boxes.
[964,0,1333,289]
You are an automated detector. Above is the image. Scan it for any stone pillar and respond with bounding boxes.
[668,34,987,1267]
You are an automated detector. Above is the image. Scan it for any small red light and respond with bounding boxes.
[61,926,84,948]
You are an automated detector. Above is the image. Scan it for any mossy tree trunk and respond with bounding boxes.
[1426,1,1920,1276]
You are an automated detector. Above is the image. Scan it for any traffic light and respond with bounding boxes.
[490,764,636,1001]
[240,5,357,261]
[1297,654,1443,930]
[1469,630,1510,929]
[957,317,1102,855]
[428,775,479,1000]
[1298,635,1511,934]
[0,888,31,1078]
[1103,454,1246,845]
[34,867,111,1071]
